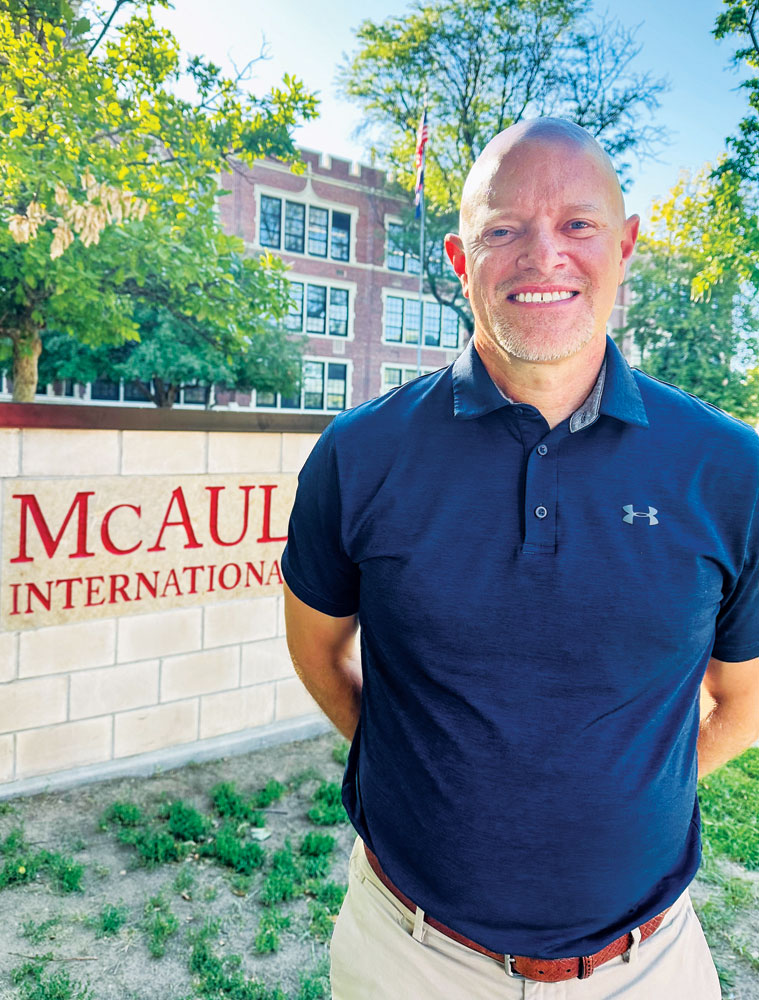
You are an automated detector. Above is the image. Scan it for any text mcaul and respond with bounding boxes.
[2,475,296,629]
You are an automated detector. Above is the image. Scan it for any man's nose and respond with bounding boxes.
[516,227,565,270]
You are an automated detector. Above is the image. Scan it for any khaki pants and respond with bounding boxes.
[330,837,721,999]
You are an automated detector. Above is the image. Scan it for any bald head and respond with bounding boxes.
[460,118,625,241]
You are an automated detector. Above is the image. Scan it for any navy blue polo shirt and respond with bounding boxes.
[282,335,759,959]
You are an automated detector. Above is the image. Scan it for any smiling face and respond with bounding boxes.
[446,128,639,364]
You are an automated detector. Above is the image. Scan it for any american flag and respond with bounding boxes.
[414,107,429,218]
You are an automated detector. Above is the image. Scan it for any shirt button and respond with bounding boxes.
[537,444,548,456]
[535,506,548,519]
[513,406,523,416]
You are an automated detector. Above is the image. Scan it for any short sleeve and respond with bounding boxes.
[712,484,759,662]
[281,422,360,617]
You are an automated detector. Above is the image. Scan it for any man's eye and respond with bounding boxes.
[486,228,513,242]
[568,221,591,230]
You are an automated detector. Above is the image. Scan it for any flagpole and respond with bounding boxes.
[417,189,425,378]
[414,99,428,379]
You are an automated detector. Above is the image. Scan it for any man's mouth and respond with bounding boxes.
[507,290,580,304]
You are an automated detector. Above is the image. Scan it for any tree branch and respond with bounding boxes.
[87,0,134,57]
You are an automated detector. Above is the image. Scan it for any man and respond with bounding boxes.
[281,118,759,998]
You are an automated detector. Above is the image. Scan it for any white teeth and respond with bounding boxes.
[513,291,576,303]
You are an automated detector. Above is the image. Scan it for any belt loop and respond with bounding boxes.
[623,926,642,964]
[412,905,427,943]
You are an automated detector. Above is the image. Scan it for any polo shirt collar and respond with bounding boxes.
[451,335,649,430]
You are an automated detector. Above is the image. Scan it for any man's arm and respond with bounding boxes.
[283,581,362,741]
[698,655,759,778]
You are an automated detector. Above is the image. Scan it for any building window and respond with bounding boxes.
[382,365,436,394]
[442,306,459,349]
[284,201,305,253]
[423,301,441,347]
[330,212,351,262]
[306,285,327,334]
[280,391,301,409]
[285,281,350,338]
[326,362,347,409]
[328,288,349,337]
[124,380,147,402]
[255,389,277,408]
[285,282,304,331]
[386,221,420,273]
[182,384,209,405]
[403,299,421,345]
[384,296,461,349]
[304,361,324,409]
[254,361,347,412]
[91,379,119,401]
[308,206,329,257]
[260,196,352,261]
[260,195,281,248]
[385,297,404,342]
[387,223,405,271]
[407,252,421,275]
[52,378,76,397]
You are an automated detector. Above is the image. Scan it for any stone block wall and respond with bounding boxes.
[0,408,331,798]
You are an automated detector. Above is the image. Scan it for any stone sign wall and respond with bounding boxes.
[0,411,329,798]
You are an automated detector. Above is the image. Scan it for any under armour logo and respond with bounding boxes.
[622,505,658,525]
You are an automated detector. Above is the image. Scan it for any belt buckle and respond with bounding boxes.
[504,955,527,980]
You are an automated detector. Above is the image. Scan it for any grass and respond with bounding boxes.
[699,748,759,869]
[96,902,129,937]
[0,829,84,893]
[173,865,196,898]
[306,783,349,826]
[210,782,266,827]
[296,958,330,1000]
[189,919,288,1000]
[2,739,348,1000]
[143,893,179,958]
[17,736,757,999]
[695,747,759,995]
[21,916,62,945]
[11,959,94,1000]
[254,907,291,954]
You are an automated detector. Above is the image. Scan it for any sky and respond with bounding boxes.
[154,0,750,224]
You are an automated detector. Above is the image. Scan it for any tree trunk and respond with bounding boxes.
[11,328,43,403]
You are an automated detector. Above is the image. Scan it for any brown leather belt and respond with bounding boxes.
[362,842,670,982]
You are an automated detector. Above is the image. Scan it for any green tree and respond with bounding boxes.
[0,0,317,401]
[624,170,759,423]
[37,297,305,407]
[340,0,668,332]
[700,0,759,293]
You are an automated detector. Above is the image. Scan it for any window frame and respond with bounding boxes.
[382,292,460,350]
[284,274,355,341]
[251,356,352,413]
[256,188,356,263]
[385,215,421,274]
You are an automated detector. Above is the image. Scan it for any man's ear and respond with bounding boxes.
[444,234,469,298]
[618,214,640,283]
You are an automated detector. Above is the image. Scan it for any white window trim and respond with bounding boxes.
[286,273,357,342]
[380,362,439,394]
[381,289,460,351]
[250,355,353,414]
[256,184,358,264]
[384,214,421,274]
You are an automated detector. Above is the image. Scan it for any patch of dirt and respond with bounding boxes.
[2,732,759,1000]
[690,863,759,1000]
[0,732,353,1000]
